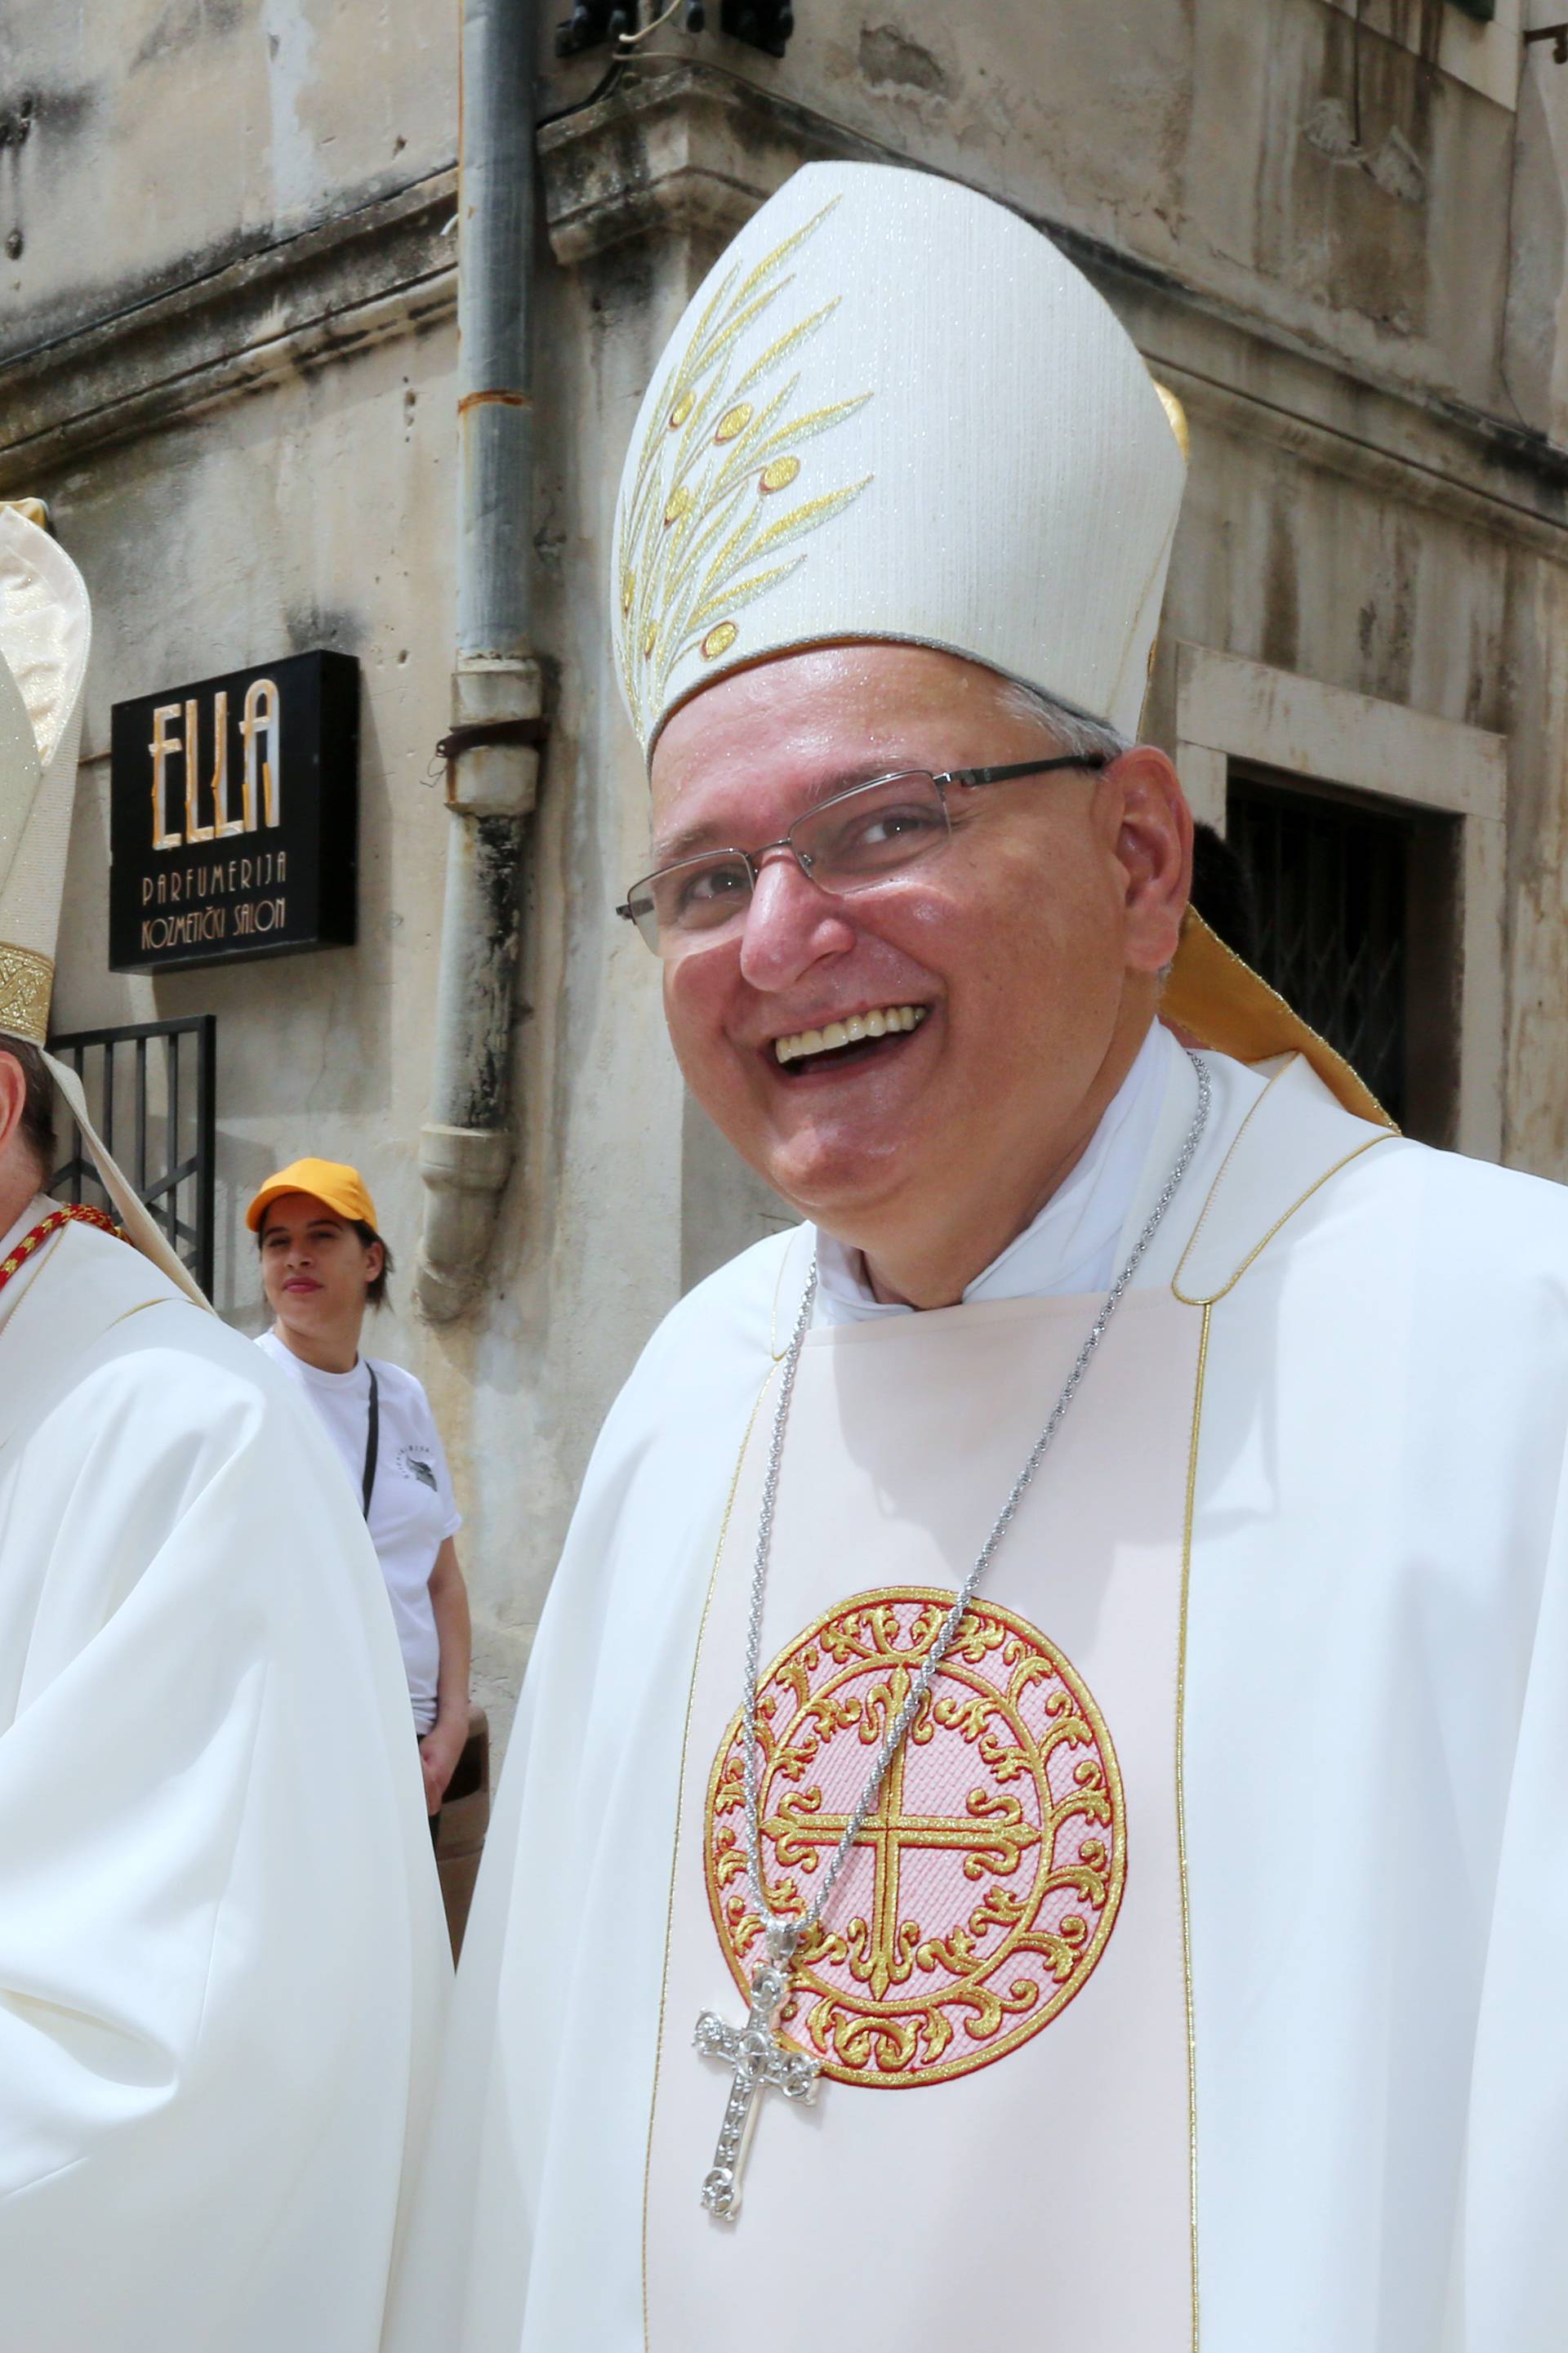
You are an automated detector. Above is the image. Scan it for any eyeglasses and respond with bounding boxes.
[616,755,1106,956]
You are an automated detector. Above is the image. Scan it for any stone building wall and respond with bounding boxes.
[3,0,1566,1745]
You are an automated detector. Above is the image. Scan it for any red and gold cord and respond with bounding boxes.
[0,1202,122,1295]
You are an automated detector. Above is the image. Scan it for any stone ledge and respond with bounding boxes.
[540,60,880,262]
[540,61,1568,550]
[6,63,1565,559]
[0,171,458,490]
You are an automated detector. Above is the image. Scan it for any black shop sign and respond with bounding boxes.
[109,650,359,973]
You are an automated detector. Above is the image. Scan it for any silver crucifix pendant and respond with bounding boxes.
[693,1951,821,2220]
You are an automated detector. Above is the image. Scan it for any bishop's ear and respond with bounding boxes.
[0,1043,50,1199]
[1106,747,1193,975]
[0,1049,26,1155]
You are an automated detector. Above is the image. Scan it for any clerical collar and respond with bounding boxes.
[813,1020,1178,1325]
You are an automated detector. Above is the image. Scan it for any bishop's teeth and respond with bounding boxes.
[774,1005,929,1065]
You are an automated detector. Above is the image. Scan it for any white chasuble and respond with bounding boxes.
[645,1288,1204,2345]
[389,1041,1568,2353]
[0,1216,447,2353]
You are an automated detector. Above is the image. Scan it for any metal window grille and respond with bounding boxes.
[1227,775,1416,1128]
[47,1015,216,1295]
[1226,770,1463,1143]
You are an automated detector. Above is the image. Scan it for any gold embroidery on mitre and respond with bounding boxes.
[705,1586,1125,2090]
[615,195,874,742]
[0,943,53,1045]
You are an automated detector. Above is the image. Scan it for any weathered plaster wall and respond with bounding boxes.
[51,318,457,1266]
[0,0,454,354]
[7,0,1568,1749]
[541,0,1526,415]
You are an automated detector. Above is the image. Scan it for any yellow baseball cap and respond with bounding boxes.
[245,1156,380,1234]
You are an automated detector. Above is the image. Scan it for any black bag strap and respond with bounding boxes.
[362,1362,380,1520]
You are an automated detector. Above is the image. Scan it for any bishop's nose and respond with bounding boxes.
[737,849,856,992]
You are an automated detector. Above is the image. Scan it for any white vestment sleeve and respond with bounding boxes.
[384,1232,794,2353]
[1459,1435,1568,2342]
[0,1319,448,2353]
[384,1396,713,2352]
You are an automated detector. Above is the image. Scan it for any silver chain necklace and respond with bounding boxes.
[693,1049,1213,2220]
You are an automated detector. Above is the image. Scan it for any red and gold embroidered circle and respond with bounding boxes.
[704,1586,1125,2090]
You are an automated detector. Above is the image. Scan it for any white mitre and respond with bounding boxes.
[0,505,207,1304]
[612,159,1186,756]
[609,162,1392,1127]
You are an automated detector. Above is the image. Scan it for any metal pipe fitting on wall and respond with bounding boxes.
[417,0,546,1321]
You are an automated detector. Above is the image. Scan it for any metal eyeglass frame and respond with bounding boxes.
[615,754,1108,951]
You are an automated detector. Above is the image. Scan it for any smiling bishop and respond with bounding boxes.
[390,164,1568,2353]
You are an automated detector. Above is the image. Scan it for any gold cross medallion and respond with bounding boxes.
[704,1588,1125,2092]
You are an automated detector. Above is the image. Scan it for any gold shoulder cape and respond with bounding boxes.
[1163,907,1394,1130]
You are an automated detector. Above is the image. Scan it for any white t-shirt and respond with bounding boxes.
[255,1330,461,1731]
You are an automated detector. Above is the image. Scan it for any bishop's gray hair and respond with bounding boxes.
[992,679,1131,767]
[993,680,1167,969]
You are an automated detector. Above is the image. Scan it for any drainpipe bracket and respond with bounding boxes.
[441,720,546,817]
[444,657,550,813]
[415,1121,516,1322]
[437,716,550,759]
[418,1120,514,1193]
[453,655,546,724]
[445,747,541,818]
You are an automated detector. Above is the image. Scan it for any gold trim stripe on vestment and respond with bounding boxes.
[1175,1300,1211,2351]
[1170,1051,1398,1305]
[642,1359,782,2351]
[1167,1076,1392,2339]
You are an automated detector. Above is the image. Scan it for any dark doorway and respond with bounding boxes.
[1227,766,1460,1143]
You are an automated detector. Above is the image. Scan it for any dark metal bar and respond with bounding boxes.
[167,1032,180,1254]
[46,1014,217,1289]
[194,1017,216,1298]
[49,1014,214,1051]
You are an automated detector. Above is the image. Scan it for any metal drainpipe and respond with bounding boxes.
[416,0,545,1321]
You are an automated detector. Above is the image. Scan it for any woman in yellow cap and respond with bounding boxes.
[247,1158,471,1831]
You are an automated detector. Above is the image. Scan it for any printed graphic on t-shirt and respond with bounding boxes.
[398,1445,439,1493]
